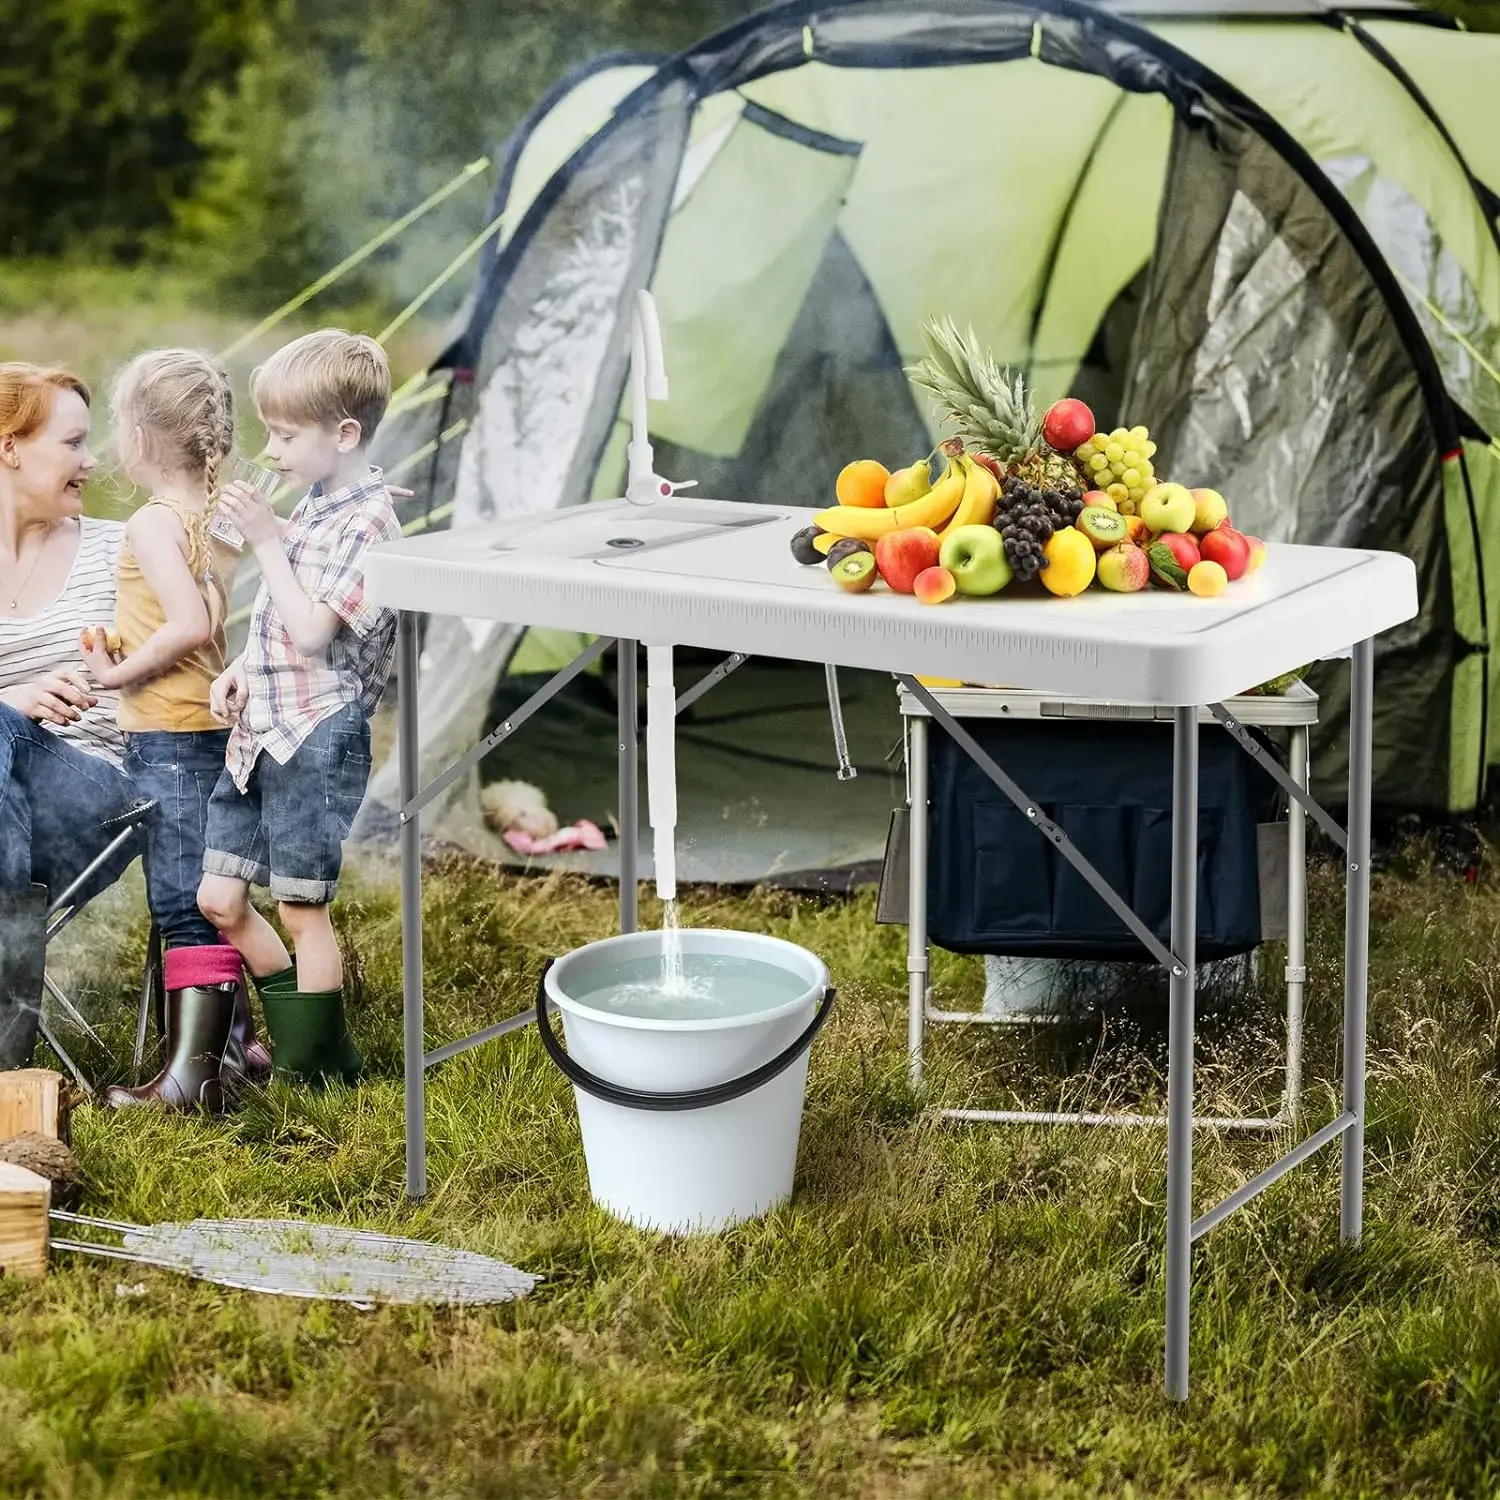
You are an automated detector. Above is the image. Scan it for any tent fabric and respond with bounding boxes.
[345,0,1500,889]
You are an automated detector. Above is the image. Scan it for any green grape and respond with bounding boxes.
[1090,453,1110,473]
[1143,440,1157,458]
[1122,449,1141,468]
[1104,442,1124,464]
[1107,482,1129,503]
[1129,425,1149,444]
[1109,427,1130,444]
[1121,468,1141,488]
[1139,460,1155,479]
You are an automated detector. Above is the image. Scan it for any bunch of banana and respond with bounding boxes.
[812,450,997,550]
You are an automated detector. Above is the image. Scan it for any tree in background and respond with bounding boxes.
[2,0,1495,315]
[173,0,767,314]
[0,0,268,258]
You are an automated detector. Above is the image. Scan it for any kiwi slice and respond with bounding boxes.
[790,526,824,566]
[825,536,872,570]
[1076,506,1128,549]
[831,550,877,593]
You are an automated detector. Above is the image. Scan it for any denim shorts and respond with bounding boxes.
[202,703,372,905]
[124,728,231,950]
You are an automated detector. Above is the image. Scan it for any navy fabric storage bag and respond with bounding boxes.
[926,718,1276,962]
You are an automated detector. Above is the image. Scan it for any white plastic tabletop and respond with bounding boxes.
[363,498,1419,706]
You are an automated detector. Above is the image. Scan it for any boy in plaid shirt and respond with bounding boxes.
[199,330,399,1087]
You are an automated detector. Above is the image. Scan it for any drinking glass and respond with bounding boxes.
[210,455,280,551]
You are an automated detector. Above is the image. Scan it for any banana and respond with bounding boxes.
[935,457,999,542]
[811,499,900,541]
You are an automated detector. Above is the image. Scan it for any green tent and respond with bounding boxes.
[350,0,1500,889]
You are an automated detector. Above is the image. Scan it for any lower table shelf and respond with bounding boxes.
[891,679,1319,1133]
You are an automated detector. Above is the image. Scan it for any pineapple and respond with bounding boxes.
[906,316,1084,496]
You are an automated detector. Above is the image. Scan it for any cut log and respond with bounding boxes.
[0,1069,70,1145]
[0,1134,83,1210]
[0,1161,50,1279]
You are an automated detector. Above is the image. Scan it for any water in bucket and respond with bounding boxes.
[570,950,809,1022]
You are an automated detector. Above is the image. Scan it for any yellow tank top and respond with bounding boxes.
[114,496,237,734]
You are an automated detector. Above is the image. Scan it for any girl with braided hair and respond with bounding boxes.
[78,347,273,1111]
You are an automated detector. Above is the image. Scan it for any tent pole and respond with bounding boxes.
[619,639,639,933]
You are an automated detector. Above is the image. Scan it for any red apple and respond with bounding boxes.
[1155,532,1201,573]
[1043,398,1095,453]
[1200,526,1250,581]
[1242,535,1267,574]
[875,526,942,594]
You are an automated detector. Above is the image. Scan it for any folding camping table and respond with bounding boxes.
[363,496,1418,1401]
[897,678,1322,1132]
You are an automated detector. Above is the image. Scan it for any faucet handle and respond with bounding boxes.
[625,473,698,506]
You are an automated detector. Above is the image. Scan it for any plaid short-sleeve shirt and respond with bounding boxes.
[226,467,400,791]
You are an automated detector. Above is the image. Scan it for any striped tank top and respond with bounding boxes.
[0,517,126,766]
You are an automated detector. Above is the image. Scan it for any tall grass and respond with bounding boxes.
[6,839,1500,1498]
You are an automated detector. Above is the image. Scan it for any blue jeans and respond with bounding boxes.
[204,702,372,905]
[0,702,139,904]
[124,729,230,950]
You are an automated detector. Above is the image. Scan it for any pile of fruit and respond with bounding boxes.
[789,317,1266,604]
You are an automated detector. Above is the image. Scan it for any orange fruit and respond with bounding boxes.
[836,459,891,508]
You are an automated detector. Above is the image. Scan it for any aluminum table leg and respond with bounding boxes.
[907,714,929,1087]
[1165,705,1199,1401]
[1342,638,1373,1242]
[618,639,639,935]
[1284,725,1308,1126]
[397,612,427,1201]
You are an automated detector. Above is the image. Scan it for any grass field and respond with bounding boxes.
[5,835,1500,1499]
[6,267,1500,1496]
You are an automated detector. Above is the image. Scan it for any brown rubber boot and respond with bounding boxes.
[102,981,238,1113]
[222,976,273,1088]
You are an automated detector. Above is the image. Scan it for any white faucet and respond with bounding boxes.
[625,289,696,508]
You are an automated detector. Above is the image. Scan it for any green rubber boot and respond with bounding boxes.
[257,972,362,1088]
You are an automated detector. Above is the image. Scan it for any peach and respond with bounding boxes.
[1122,515,1151,547]
[1189,488,1228,534]
[1188,560,1228,597]
[1243,535,1267,574]
[1199,526,1250,581]
[914,566,957,604]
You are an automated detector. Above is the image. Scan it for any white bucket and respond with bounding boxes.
[539,928,833,1235]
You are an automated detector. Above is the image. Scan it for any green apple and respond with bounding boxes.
[1141,482,1195,535]
[939,524,1013,596]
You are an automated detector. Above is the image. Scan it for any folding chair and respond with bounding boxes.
[39,797,164,1097]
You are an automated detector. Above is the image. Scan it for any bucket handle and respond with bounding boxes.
[533,960,836,1113]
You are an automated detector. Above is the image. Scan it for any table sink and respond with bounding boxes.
[486,500,786,562]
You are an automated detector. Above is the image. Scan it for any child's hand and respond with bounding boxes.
[385,484,414,502]
[216,480,280,547]
[78,624,124,688]
[210,660,248,725]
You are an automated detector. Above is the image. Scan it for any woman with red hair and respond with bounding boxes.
[0,362,270,1080]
